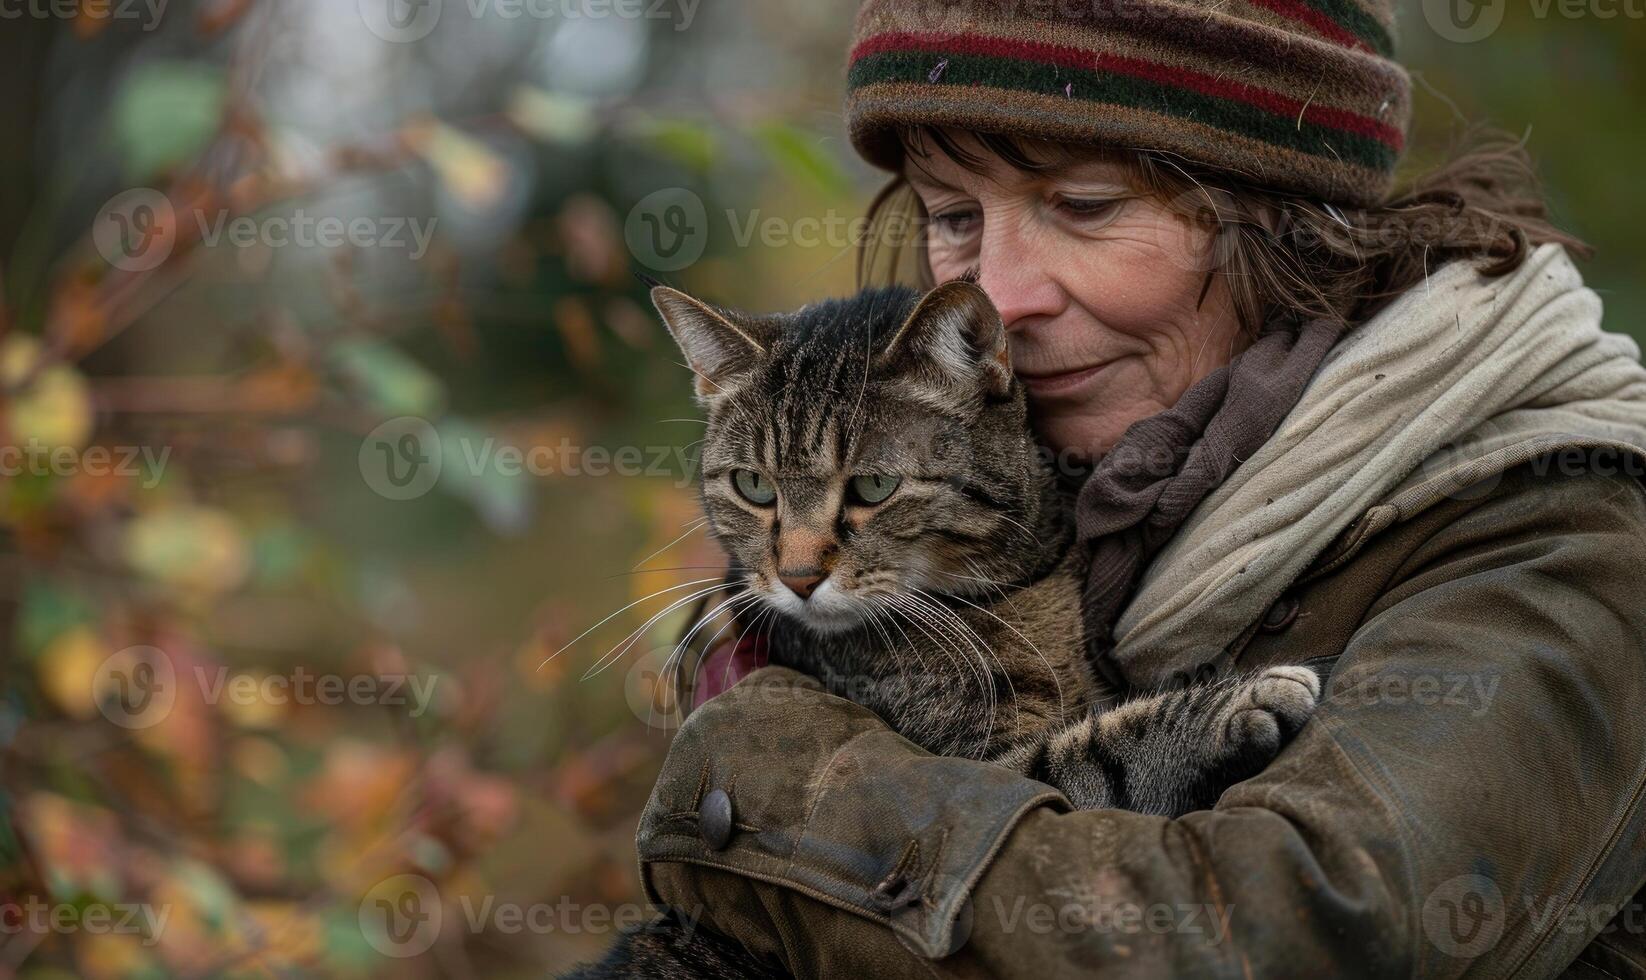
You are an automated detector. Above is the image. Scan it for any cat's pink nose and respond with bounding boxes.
[779,572,824,599]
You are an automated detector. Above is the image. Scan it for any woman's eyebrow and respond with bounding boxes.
[906,171,962,193]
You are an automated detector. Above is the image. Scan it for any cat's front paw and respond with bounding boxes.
[1220,665,1320,759]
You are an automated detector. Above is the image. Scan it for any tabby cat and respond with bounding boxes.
[567,278,1318,978]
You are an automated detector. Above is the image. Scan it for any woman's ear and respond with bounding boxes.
[650,286,767,402]
[876,277,1012,401]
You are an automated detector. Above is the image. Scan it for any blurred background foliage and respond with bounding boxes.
[0,0,1639,976]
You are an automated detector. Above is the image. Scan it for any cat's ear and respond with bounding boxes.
[650,286,768,401]
[877,278,1011,401]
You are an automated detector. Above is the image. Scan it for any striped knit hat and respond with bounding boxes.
[845,0,1411,206]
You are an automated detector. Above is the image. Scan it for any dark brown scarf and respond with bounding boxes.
[1077,318,1347,685]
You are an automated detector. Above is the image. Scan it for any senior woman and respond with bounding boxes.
[575,0,1646,976]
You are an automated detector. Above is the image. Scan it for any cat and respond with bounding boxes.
[566,277,1319,978]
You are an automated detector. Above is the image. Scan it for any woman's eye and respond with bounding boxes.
[848,474,901,505]
[732,469,776,505]
[930,208,979,241]
[1053,196,1125,224]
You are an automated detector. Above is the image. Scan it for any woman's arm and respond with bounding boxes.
[635,464,1646,978]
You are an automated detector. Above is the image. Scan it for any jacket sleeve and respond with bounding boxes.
[635,467,1646,979]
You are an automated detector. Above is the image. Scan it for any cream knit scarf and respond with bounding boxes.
[1110,244,1646,685]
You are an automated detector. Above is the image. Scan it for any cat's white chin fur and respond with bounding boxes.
[765,580,865,634]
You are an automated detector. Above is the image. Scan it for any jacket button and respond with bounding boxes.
[1261,595,1300,633]
[699,789,734,850]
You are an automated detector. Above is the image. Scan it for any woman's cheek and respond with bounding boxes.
[1061,228,1212,332]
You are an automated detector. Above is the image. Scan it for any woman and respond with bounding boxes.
[595,0,1646,976]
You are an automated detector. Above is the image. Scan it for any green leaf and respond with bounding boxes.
[330,340,446,417]
[111,61,226,180]
[18,579,97,660]
[632,117,719,173]
[753,122,849,196]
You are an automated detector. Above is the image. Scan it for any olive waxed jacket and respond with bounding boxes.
[634,453,1646,978]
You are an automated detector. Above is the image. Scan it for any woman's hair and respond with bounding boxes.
[857,127,1589,337]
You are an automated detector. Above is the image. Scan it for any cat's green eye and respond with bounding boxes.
[849,474,901,506]
[732,469,776,506]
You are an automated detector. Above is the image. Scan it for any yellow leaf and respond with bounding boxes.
[38,626,110,721]
[123,506,250,596]
[0,334,94,452]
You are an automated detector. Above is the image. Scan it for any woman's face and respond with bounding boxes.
[905,132,1245,462]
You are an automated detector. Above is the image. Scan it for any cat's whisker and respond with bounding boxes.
[961,554,1021,598]
[880,593,979,747]
[544,576,725,666]
[865,594,939,685]
[658,590,762,727]
[603,565,725,579]
[581,581,744,680]
[661,589,759,696]
[631,519,709,571]
[993,514,1044,548]
[933,564,1017,606]
[943,589,1068,727]
[912,588,1023,757]
[890,591,997,757]
[868,597,973,747]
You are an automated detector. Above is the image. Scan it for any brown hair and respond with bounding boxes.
[856,127,1589,338]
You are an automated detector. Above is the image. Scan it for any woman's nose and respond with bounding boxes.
[975,220,1064,331]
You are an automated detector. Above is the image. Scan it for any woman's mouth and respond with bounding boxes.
[1016,361,1113,397]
